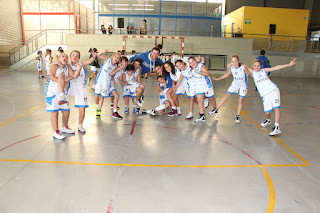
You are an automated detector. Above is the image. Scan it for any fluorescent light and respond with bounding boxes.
[132,4,154,6]
[113,8,132,10]
[134,8,154,10]
[108,4,129,6]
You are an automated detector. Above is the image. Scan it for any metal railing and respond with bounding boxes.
[9,29,319,65]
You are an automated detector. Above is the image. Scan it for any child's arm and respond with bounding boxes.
[81,52,97,66]
[212,63,232,81]
[173,74,183,93]
[264,58,296,72]
[198,65,210,76]
[68,63,81,79]
[35,56,39,60]
[110,66,121,76]
[49,64,59,82]
[97,49,110,61]
[243,65,253,77]
[50,56,53,64]
[120,73,127,86]
[156,85,163,94]
[137,72,142,83]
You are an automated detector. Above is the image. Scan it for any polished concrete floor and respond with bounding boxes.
[0,69,320,213]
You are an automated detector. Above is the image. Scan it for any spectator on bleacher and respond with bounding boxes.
[140,20,147,35]
[108,25,114,36]
[100,25,107,34]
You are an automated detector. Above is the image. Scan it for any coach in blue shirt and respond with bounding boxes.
[256,50,271,76]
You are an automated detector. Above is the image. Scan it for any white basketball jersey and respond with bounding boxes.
[37,56,43,67]
[70,62,86,85]
[253,69,278,97]
[231,65,248,88]
[170,69,187,87]
[47,65,69,91]
[192,62,212,88]
[180,63,195,85]
[113,69,124,84]
[125,71,138,84]
[45,55,52,66]
[96,58,117,86]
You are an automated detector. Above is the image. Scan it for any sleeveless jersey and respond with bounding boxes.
[47,65,69,91]
[170,69,187,87]
[113,69,124,84]
[125,71,138,84]
[70,62,86,85]
[231,65,248,88]
[180,63,195,85]
[37,56,43,67]
[192,62,212,88]
[45,55,51,67]
[96,58,117,86]
[252,69,278,97]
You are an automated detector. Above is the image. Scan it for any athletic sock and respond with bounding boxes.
[274,123,279,127]
[155,105,166,111]
[172,106,177,110]
[113,109,117,113]
[177,106,181,110]
[133,105,137,108]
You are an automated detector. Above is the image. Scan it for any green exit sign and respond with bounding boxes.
[245,19,251,24]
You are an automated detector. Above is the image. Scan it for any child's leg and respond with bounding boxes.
[217,93,231,109]
[98,96,104,109]
[236,97,244,115]
[265,111,271,120]
[139,84,145,94]
[110,97,114,106]
[274,108,280,124]
[208,97,217,108]
[166,88,176,107]
[173,94,180,107]
[136,87,142,100]
[95,94,100,105]
[111,90,119,110]
[124,96,130,106]
[58,73,66,93]
[51,112,59,131]
[189,97,195,113]
[79,108,85,125]
[38,71,40,77]
[62,111,70,128]
[197,94,205,114]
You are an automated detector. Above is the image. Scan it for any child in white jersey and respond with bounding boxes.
[212,55,250,123]
[147,76,175,116]
[95,51,123,119]
[67,50,96,133]
[120,63,144,114]
[35,50,44,79]
[245,58,296,136]
[46,53,81,140]
[45,49,53,82]
[174,60,196,119]
[188,56,217,123]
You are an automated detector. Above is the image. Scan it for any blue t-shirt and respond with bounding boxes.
[129,51,163,75]
[256,55,271,69]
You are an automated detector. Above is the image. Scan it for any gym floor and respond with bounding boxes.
[0,69,320,213]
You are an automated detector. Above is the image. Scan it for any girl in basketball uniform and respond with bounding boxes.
[95,51,123,119]
[45,49,53,82]
[245,58,296,136]
[147,75,175,116]
[174,59,196,120]
[211,55,249,123]
[45,53,81,140]
[67,50,96,133]
[188,56,217,122]
[164,61,183,116]
[121,64,145,114]
[110,56,128,110]
[154,62,177,116]
[35,51,44,79]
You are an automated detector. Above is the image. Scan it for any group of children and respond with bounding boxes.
[43,46,296,139]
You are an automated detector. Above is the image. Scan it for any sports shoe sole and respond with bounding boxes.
[53,136,66,140]
[112,116,123,120]
[78,130,86,134]
[269,130,281,136]
[61,131,75,134]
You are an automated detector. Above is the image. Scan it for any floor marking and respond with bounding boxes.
[0,159,308,168]
[107,116,137,213]
[0,135,43,152]
[261,167,275,213]
[225,102,310,165]
[0,104,45,128]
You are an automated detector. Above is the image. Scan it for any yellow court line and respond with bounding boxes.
[0,104,45,128]
[225,102,310,165]
[261,167,276,213]
[0,159,309,168]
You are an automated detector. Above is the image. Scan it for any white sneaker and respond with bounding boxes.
[269,125,281,136]
[208,108,219,118]
[134,97,143,107]
[204,98,209,109]
[61,126,75,134]
[78,125,86,134]
[185,112,193,120]
[147,109,157,116]
[261,119,271,127]
[195,115,206,123]
[53,130,66,140]
[235,115,240,124]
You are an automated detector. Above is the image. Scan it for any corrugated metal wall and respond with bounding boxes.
[0,0,23,47]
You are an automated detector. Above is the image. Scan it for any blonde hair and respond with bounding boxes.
[253,59,262,66]
[231,55,239,61]
[112,52,121,58]
[70,50,81,58]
